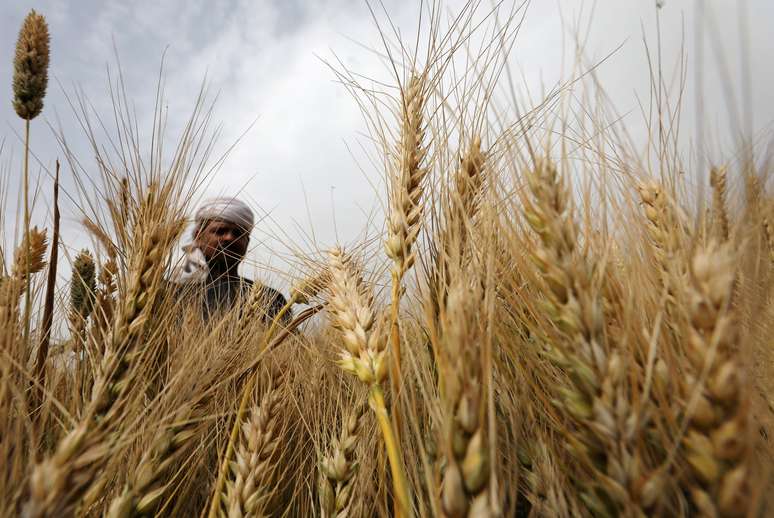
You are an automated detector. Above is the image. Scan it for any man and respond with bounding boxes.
[172,197,289,324]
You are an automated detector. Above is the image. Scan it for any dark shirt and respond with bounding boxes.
[173,274,290,325]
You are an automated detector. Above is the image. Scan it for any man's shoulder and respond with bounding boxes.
[239,277,287,305]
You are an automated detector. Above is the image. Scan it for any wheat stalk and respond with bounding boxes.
[326,246,412,518]
[385,73,429,432]
[13,9,50,359]
[33,161,60,421]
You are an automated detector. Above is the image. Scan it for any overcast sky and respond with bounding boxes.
[1,0,772,291]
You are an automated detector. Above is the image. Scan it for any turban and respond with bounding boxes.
[195,196,254,231]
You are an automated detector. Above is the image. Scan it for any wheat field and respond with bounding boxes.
[2,3,773,517]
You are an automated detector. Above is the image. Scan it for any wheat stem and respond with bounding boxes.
[370,384,412,518]
[22,120,31,355]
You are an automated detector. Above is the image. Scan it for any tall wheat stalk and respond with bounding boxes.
[327,247,412,518]
[385,73,429,430]
[218,375,284,518]
[12,9,50,360]
[435,273,494,517]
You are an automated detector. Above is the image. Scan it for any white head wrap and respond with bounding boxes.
[171,197,254,283]
[194,196,255,231]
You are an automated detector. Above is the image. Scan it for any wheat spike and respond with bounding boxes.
[13,10,50,120]
[453,136,486,221]
[290,268,331,305]
[12,226,47,283]
[0,228,45,339]
[319,405,364,518]
[431,136,486,316]
[222,380,283,518]
[89,259,118,356]
[523,159,660,515]
[436,274,493,518]
[326,247,411,517]
[69,250,96,325]
[762,203,774,263]
[384,74,429,278]
[327,248,386,385]
[680,241,752,516]
[106,403,199,518]
[710,167,730,242]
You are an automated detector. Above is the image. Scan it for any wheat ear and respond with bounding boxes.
[68,250,96,352]
[106,403,199,518]
[221,379,284,518]
[319,405,364,518]
[88,259,118,360]
[11,226,48,285]
[637,181,689,338]
[710,167,730,242]
[763,205,774,264]
[680,241,752,516]
[290,268,331,306]
[0,227,47,371]
[0,227,47,374]
[436,275,494,517]
[13,9,49,120]
[384,73,429,279]
[524,160,661,515]
[431,136,486,317]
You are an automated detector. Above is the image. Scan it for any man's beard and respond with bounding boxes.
[208,247,243,274]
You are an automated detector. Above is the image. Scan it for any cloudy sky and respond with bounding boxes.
[1,0,772,290]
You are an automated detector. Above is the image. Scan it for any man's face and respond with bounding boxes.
[194,219,250,270]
